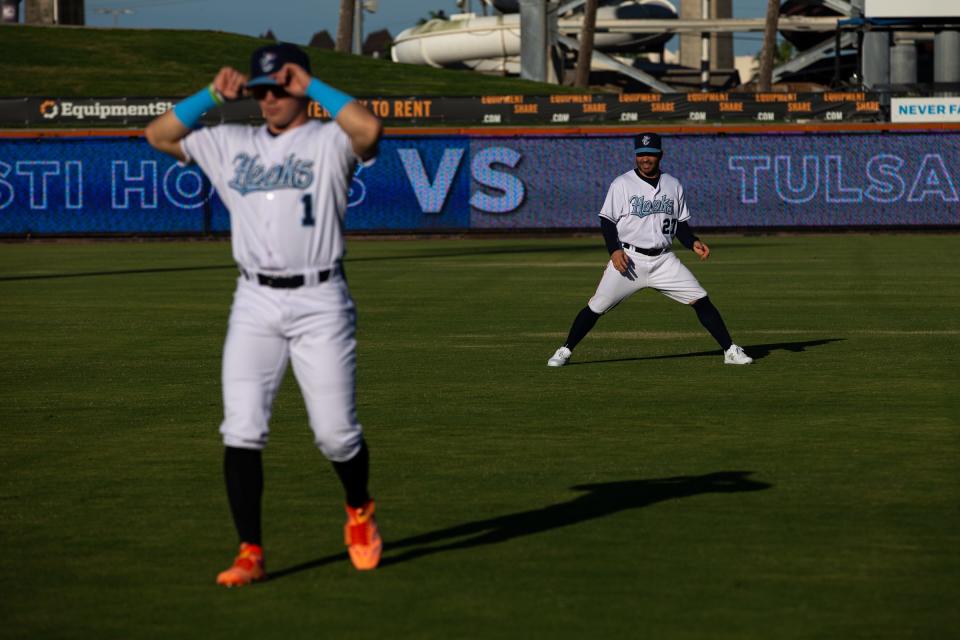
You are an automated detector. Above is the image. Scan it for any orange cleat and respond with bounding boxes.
[216,542,266,587]
[344,500,382,570]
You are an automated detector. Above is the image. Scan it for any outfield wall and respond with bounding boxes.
[1,126,958,234]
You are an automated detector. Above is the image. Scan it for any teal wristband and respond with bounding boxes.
[305,78,353,119]
[172,84,221,128]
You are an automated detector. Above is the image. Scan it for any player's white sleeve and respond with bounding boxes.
[676,181,691,222]
[599,180,623,222]
[180,126,228,182]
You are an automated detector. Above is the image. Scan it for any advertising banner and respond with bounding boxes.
[891,97,960,123]
[0,137,224,234]
[1,130,957,235]
[865,0,960,17]
[0,92,882,127]
[466,133,960,228]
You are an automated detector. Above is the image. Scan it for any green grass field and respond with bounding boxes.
[0,25,581,97]
[2,235,958,639]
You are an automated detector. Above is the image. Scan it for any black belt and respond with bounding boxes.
[240,266,338,289]
[621,243,668,256]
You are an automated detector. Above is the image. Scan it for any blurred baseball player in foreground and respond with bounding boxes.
[146,42,383,586]
[547,133,752,367]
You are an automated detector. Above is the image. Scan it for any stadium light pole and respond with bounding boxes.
[700,0,709,91]
[519,0,549,82]
[352,0,361,54]
[351,0,377,56]
[96,7,133,28]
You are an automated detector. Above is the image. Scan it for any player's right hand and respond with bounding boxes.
[611,249,631,273]
[213,67,248,101]
[693,240,710,261]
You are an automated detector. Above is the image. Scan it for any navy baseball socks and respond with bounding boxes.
[548,306,601,366]
[691,297,732,351]
[219,447,266,587]
[334,441,382,570]
[331,439,370,508]
[565,306,601,350]
[223,446,263,546]
[692,297,753,364]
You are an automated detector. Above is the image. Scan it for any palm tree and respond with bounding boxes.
[336,0,355,53]
[757,0,780,91]
[574,0,599,88]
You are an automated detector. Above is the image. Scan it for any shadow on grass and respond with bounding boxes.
[267,470,771,580]
[0,264,237,282]
[568,338,844,366]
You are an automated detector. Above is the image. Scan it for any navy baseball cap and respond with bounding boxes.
[634,132,663,155]
[246,43,312,87]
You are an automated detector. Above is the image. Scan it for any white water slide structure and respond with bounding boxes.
[392,0,681,92]
[392,0,844,92]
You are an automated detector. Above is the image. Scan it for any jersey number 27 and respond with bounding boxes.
[662,219,677,235]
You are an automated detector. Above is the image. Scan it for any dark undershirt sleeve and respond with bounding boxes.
[600,217,622,255]
[675,220,699,250]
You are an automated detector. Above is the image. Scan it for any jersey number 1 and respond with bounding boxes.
[301,194,315,227]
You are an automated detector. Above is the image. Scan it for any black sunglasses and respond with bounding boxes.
[248,85,290,100]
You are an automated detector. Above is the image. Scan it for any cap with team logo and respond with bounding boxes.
[633,132,663,155]
[246,43,312,87]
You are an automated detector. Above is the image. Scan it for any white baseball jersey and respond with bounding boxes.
[599,170,690,250]
[182,119,357,273]
[588,169,706,313]
[180,119,367,461]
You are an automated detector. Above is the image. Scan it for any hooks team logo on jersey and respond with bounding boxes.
[629,194,674,217]
[228,153,315,195]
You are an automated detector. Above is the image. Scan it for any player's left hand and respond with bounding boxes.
[272,63,313,97]
[693,240,710,261]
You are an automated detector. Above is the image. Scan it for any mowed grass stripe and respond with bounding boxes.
[452,329,960,338]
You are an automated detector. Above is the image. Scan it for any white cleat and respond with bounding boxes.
[724,344,753,365]
[547,346,572,367]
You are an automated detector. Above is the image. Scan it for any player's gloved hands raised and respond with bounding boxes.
[693,240,710,261]
[611,249,632,273]
[213,67,248,101]
[271,63,313,97]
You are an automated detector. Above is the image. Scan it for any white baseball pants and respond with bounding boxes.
[219,274,364,462]
[588,249,707,314]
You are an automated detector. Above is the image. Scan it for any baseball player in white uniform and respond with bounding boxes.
[548,133,752,367]
[145,43,383,586]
